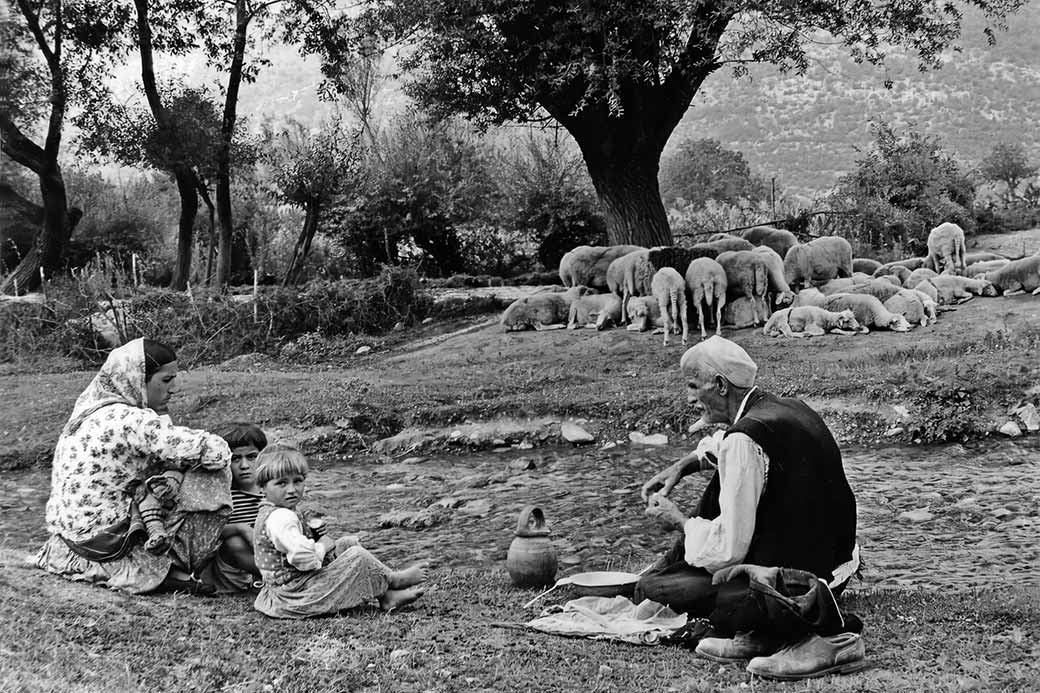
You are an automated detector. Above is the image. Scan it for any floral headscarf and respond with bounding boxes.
[62,338,149,437]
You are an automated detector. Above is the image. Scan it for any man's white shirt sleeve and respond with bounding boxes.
[682,432,768,574]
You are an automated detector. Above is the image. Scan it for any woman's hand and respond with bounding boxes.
[318,535,337,563]
[645,493,688,532]
[640,453,702,502]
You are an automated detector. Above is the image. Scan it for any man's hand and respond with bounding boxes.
[640,453,702,502]
[645,493,688,532]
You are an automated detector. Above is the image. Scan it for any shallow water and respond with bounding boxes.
[4,438,1037,592]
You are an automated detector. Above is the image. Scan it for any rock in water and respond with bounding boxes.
[561,422,595,444]
[1014,403,1039,432]
[899,508,933,522]
[629,432,668,446]
[999,421,1023,437]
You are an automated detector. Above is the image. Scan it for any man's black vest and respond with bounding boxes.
[695,390,857,581]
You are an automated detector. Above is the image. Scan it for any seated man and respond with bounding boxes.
[637,335,863,678]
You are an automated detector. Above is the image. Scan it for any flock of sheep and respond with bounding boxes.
[500,222,1040,342]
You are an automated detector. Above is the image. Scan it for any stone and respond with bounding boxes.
[600,441,617,450]
[401,456,426,464]
[884,427,904,437]
[422,317,434,324]
[561,422,595,444]
[998,421,1022,437]
[459,499,491,516]
[1014,403,1040,431]
[629,431,668,446]
[355,345,372,355]
[508,457,537,472]
[899,509,933,522]
[992,508,1013,519]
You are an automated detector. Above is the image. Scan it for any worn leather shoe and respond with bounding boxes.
[695,631,777,662]
[746,632,867,680]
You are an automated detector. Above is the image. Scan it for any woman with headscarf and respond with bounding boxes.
[34,338,234,595]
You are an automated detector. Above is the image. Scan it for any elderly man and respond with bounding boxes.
[637,335,863,679]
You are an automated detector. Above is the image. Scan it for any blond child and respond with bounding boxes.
[252,442,428,618]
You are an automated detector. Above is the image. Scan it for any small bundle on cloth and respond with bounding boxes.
[526,596,687,645]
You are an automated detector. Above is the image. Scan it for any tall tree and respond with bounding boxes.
[659,137,766,208]
[380,0,1024,247]
[979,142,1037,204]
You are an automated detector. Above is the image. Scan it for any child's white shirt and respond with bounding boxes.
[264,507,327,570]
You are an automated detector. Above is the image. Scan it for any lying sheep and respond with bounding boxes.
[884,289,937,327]
[823,293,912,332]
[559,244,645,289]
[984,255,1040,296]
[791,287,827,308]
[783,236,853,290]
[753,245,795,307]
[685,257,727,340]
[567,293,623,330]
[501,292,572,331]
[965,251,1010,265]
[605,249,654,322]
[818,277,900,302]
[739,226,799,258]
[852,258,882,275]
[930,275,998,304]
[926,222,967,273]
[717,250,770,326]
[876,274,903,288]
[914,279,939,302]
[625,295,665,332]
[722,296,760,329]
[875,258,926,275]
[964,259,1010,277]
[651,267,689,346]
[762,306,861,338]
[905,267,938,289]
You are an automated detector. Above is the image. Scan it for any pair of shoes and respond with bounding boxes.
[746,632,867,680]
[695,631,777,662]
[158,574,216,597]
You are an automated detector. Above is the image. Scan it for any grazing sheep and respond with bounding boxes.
[852,258,883,275]
[753,245,795,307]
[791,287,828,308]
[875,258,927,275]
[965,258,1011,278]
[559,244,645,289]
[605,249,654,323]
[625,295,664,332]
[567,293,623,330]
[651,267,689,345]
[738,226,799,258]
[783,236,854,290]
[905,267,938,289]
[984,255,1040,296]
[965,251,1011,265]
[884,289,937,327]
[763,306,861,338]
[647,246,709,275]
[823,293,912,332]
[926,222,967,273]
[716,250,770,325]
[686,243,722,260]
[721,296,760,329]
[685,257,728,340]
[931,275,998,304]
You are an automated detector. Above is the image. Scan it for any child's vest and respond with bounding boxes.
[254,503,307,586]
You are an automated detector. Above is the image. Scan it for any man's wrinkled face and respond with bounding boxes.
[685,367,730,425]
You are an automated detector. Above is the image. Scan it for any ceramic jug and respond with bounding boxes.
[506,505,558,587]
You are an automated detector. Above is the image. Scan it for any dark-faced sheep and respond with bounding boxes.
[717,250,770,326]
[783,236,854,291]
[926,222,967,274]
[984,256,1040,296]
[823,293,912,332]
[685,257,727,340]
[738,226,799,258]
[558,244,645,289]
[651,267,689,346]
[763,306,861,338]
[852,258,882,275]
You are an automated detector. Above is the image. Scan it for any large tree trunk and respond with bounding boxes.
[169,168,199,290]
[214,0,249,289]
[578,143,672,247]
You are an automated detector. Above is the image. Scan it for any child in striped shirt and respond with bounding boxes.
[215,421,268,584]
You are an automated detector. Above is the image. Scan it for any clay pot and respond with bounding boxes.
[506,505,558,587]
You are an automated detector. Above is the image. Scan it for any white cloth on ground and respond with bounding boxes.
[526,596,687,645]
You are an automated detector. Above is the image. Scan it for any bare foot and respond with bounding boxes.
[379,587,425,612]
[388,560,431,589]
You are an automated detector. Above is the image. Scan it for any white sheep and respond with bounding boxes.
[753,245,795,307]
[559,244,644,289]
[852,258,882,275]
[964,259,1010,278]
[651,267,689,346]
[904,267,938,289]
[914,279,939,302]
[823,293,912,332]
[791,287,828,308]
[984,256,1040,295]
[762,306,861,338]
[567,293,623,330]
[625,295,665,332]
[930,275,998,304]
[884,289,937,327]
[783,236,854,291]
[738,226,799,258]
[605,249,654,323]
[685,257,728,340]
[926,222,967,274]
[716,250,770,326]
